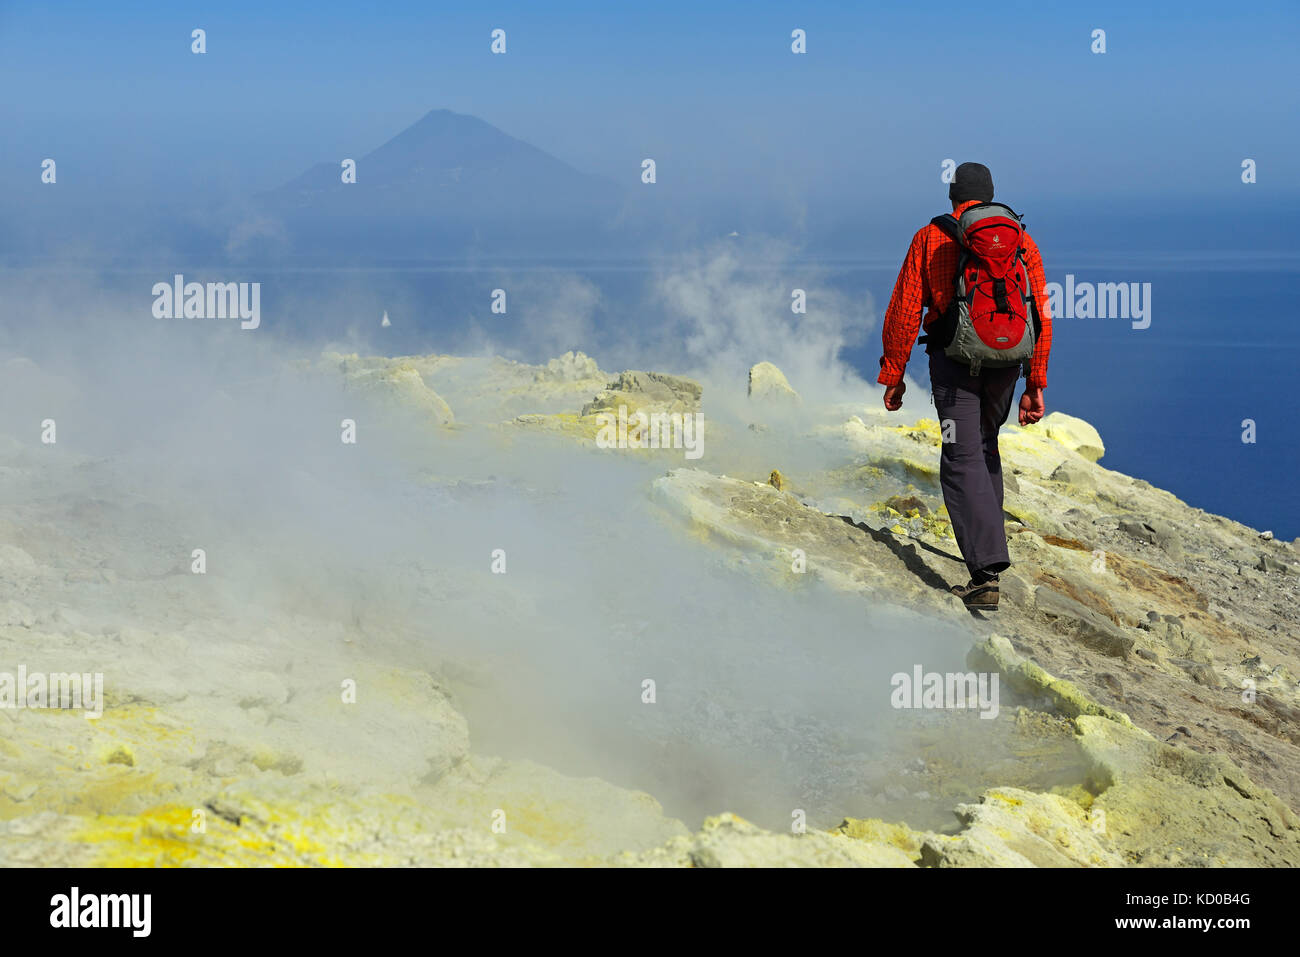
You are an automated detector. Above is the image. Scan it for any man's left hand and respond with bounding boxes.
[1018,387,1045,425]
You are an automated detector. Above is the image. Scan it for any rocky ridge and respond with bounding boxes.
[1,352,1296,867]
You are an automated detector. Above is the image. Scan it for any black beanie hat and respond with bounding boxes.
[949,162,994,203]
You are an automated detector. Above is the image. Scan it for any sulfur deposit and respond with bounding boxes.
[1,351,1296,867]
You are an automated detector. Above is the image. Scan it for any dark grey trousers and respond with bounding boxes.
[928,351,1020,580]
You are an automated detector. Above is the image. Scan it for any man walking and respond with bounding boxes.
[877,162,1052,610]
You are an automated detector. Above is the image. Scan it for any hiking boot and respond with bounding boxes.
[951,579,999,611]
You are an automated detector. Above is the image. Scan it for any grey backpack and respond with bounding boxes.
[922,202,1038,375]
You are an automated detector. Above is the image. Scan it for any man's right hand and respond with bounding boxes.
[883,382,906,412]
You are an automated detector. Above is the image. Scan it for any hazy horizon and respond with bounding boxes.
[3,0,1298,262]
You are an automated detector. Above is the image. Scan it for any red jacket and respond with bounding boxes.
[878,199,1052,390]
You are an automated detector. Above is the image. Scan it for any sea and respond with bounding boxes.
[9,253,1297,540]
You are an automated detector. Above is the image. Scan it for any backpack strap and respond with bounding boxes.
[917,215,966,348]
[929,214,963,245]
[1018,251,1042,339]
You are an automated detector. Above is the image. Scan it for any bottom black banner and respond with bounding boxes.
[0,867,1274,942]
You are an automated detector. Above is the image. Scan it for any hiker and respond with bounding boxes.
[876,162,1052,611]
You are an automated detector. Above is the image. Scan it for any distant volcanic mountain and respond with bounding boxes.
[254,109,629,259]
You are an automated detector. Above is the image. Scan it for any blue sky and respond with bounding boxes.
[3,0,1297,208]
